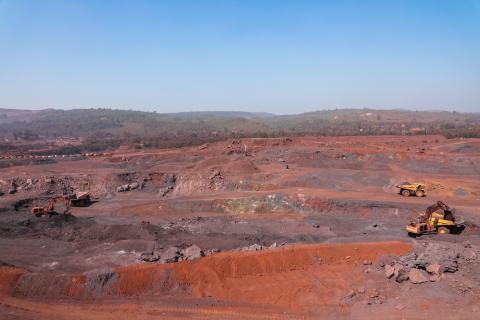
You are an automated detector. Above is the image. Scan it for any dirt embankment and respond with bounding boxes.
[8,241,411,315]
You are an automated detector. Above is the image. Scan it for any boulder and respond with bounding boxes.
[426,263,443,275]
[129,182,139,190]
[416,243,459,273]
[160,246,181,263]
[117,185,127,192]
[429,246,459,272]
[385,265,395,278]
[252,244,264,251]
[183,245,203,260]
[393,263,404,277]
[245,244,263,251]
[429,273,442,282]
[441,259,458,273]
[119,184,132,192]
[408,268,429,284]
[399,253,417,268]
[426,263,443,282]
[386,263,409,283]
[205,248,221,256]
[140,253,160,262]
[395,269,410,283]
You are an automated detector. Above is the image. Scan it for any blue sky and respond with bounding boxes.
[0,0,479,113]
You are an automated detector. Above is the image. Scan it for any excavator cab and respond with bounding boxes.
[31,206,46,216]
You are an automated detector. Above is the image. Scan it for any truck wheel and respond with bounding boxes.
[438,227,450,234]
[415,190,424,197]
[407,232,417,238]
[401,189,410,196]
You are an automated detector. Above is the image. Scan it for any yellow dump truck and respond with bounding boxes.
[396,182,426,197]
[70,191,91,207]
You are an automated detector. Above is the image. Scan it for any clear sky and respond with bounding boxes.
[0,0,479,113]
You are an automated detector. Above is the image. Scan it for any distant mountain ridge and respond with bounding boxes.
[169,111,276,119]
[1,108,479,152]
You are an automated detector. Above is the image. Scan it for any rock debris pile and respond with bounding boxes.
[140,242,284,264]
[140,245,220,263]
[116,182,139,192]
[383,241,477,284]
[236,242,285,252]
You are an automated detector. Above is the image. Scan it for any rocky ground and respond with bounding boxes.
[1,135,480,319]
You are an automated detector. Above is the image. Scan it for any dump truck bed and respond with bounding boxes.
[75,191,90,200]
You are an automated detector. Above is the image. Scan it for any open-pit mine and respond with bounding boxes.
[1,135,480,319]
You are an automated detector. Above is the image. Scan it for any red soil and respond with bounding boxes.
[111,241,411,314]
[1,135,479,319]
[1,242,412,318]
[0,267,25,295]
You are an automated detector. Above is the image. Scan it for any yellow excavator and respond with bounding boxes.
[396,182,426,197]
[406,201,464,236]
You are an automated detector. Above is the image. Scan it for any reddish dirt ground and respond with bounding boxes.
[1,242,412,319]
[1,135,480,319]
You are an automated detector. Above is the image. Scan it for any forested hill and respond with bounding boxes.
[1,108,479,151]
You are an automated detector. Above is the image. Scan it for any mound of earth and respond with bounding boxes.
[4,241,412,319]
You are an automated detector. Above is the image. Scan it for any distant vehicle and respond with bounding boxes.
[70,191,91,207]
[406,201,464,236]
[396,182,426,197]
[31,196,71,217]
